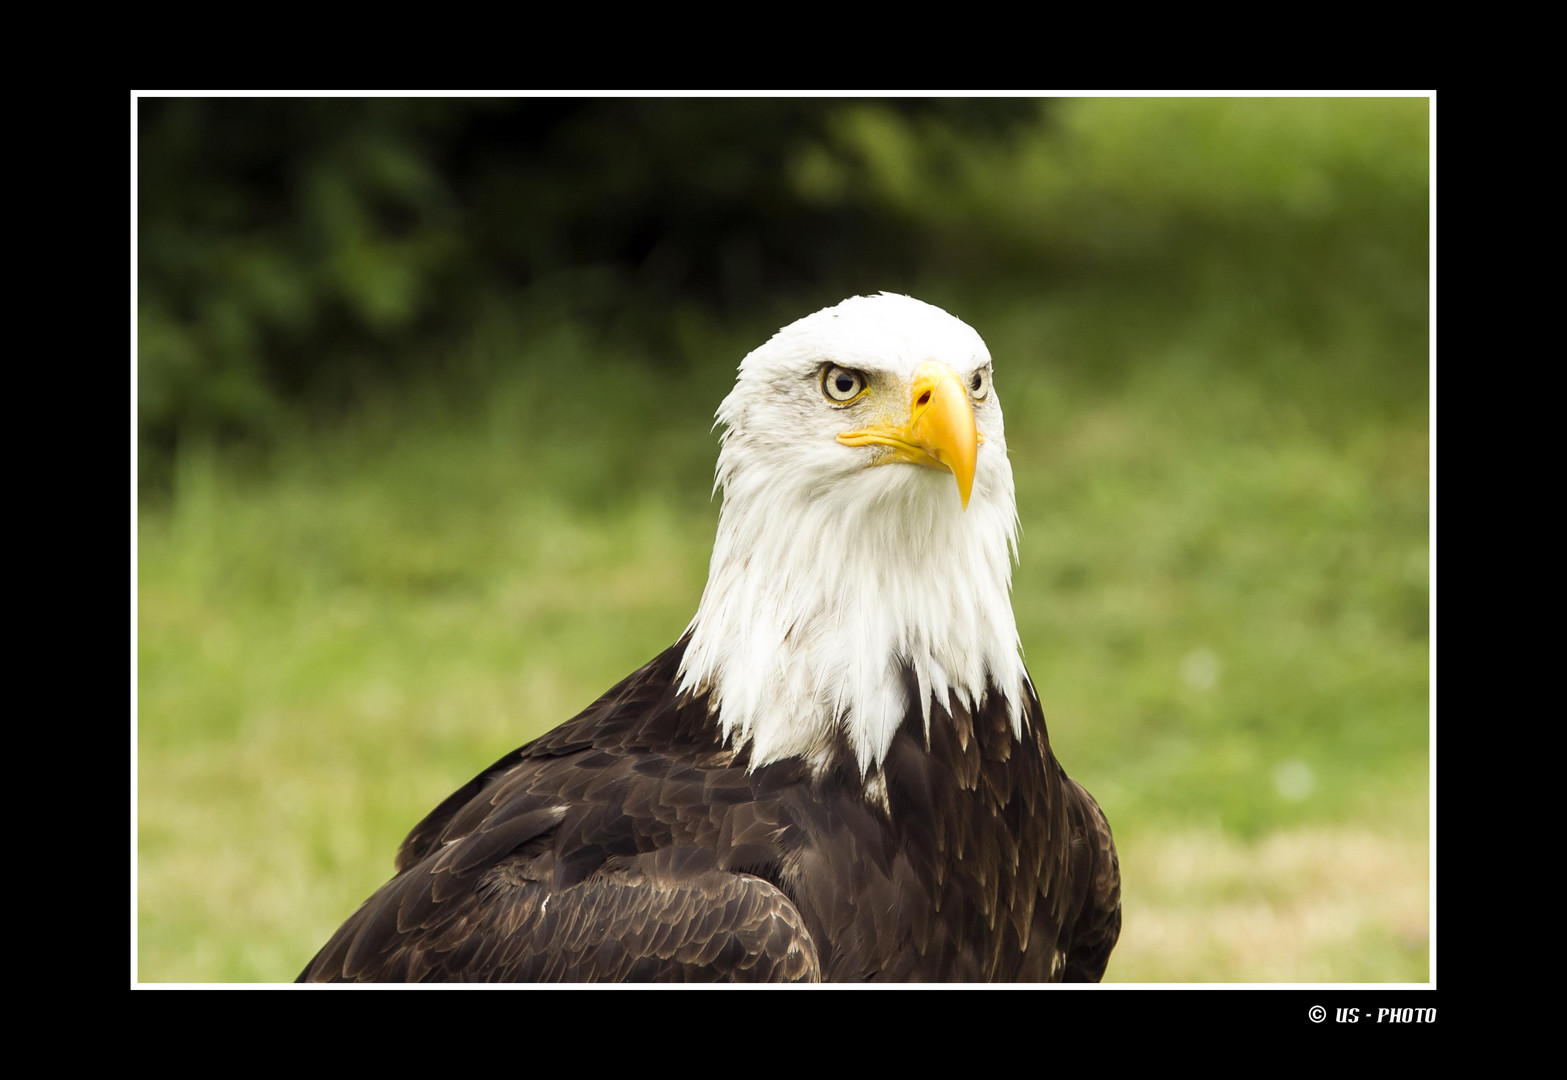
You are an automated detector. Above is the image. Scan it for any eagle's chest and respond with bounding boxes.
[767,717,1068,982]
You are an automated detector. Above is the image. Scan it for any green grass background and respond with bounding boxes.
[136,97,1430,982]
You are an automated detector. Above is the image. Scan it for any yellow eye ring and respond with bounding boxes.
[821,364,868,405]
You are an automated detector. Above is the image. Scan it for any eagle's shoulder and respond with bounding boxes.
[395,640,708,872]
[300,641,825,982]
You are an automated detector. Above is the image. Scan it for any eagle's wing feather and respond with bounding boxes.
[1061,776,1121,982]
[301,645,820,983]
[301,829,819,983]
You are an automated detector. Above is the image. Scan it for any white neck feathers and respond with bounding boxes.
[678,429,1030,775]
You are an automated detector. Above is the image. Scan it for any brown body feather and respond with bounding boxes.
[299,640,1120,983]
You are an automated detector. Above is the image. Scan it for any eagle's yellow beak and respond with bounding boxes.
[836,363,980,510]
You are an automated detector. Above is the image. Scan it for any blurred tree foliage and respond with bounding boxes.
[137,98,1042,481]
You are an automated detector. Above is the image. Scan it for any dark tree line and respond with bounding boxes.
[138,98,1041,469]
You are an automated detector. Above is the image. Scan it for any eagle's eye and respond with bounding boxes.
[821,364,867,404]
[969,368,990,401]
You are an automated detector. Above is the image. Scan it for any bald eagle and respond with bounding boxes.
[299,293,1120,983]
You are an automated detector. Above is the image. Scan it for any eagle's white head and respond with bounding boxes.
[679,293,1030,776]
